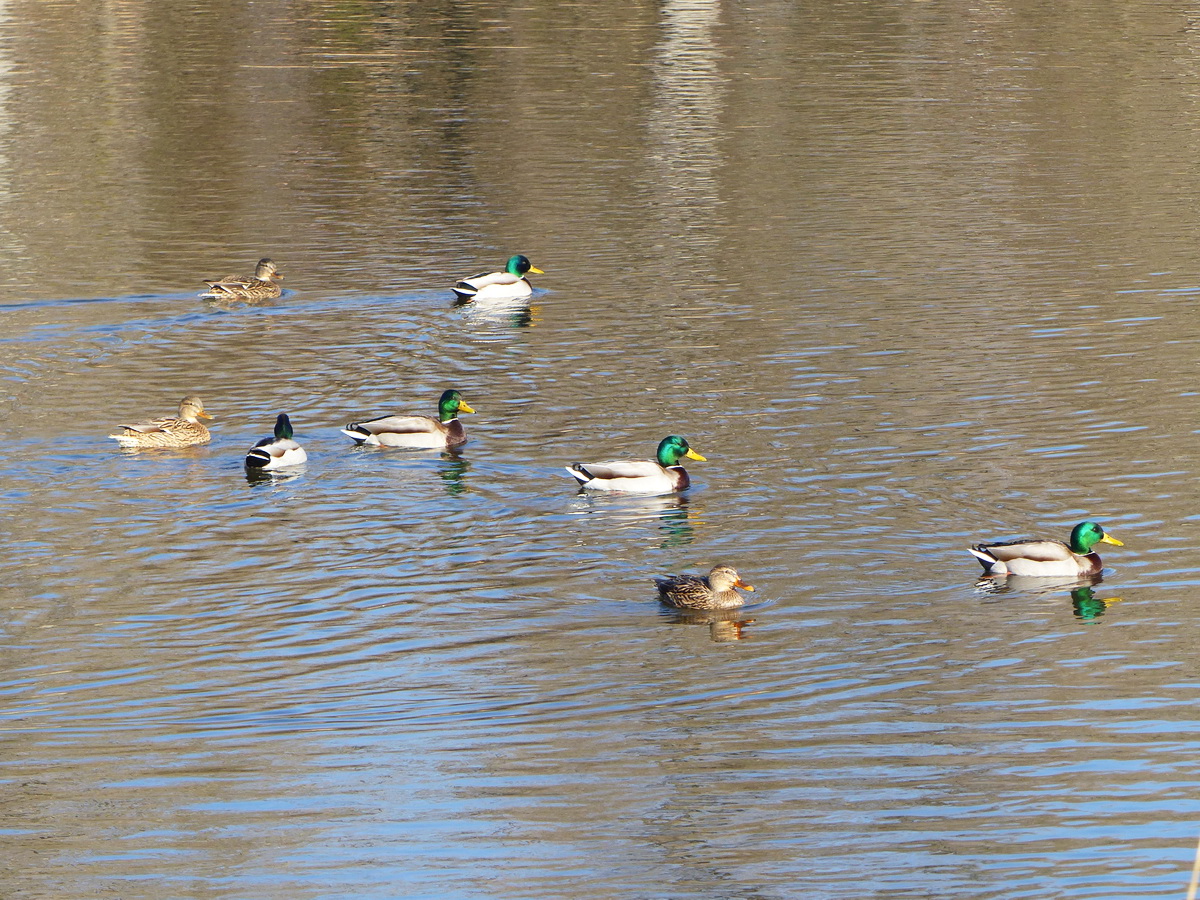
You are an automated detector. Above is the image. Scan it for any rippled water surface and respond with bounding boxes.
[6,2,1200,898]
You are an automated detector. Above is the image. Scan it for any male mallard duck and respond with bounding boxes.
[655,565,756,610]
[109,396,214,449]
[970,521,1123,577]
[452,254,544,302]
[200,258,283,300]
[341,389,475,448]
[565,435,706,494]
[245,413,307,470]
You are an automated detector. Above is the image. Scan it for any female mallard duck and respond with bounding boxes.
[200,258,284,300]
[452,254,544,302]
[245,413,307,470]
[109,396,214,449]
[970,521,1123,577]
[341,389,475,448]
[566,435,706,494]
[655,565,756,610]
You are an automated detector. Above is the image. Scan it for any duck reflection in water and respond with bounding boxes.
[661,607,756,642]
[569,493,698,548]
[975,573,1122,620]
[658,496,696,548]
[244,465,305,487]
[455,295,539,331]
[439,450,470,496]
[1070,586,1122,620]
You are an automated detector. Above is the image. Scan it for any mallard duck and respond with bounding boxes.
[200,258,283,300]
[655,565,756,610]
[109,396,214,449]
[565,435,706,494]
[245,413,307,470]
[970,521,1123,577]
[341,389,475,448]
[452,254,544,302]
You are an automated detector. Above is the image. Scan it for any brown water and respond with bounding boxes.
[4,2,1200,898]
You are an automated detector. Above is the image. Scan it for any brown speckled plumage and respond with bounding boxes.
[200,258,283,301]
[109,396,213,449]
[655,565,756,610]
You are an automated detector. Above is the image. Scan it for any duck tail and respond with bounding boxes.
[565,464,591,485]
[245,448,272,469]
[969,545,1001,573]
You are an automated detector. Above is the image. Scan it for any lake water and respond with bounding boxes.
[4,2,1200,898]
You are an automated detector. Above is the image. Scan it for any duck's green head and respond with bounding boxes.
[438,389,476,422]
[657,435,706,467]
[273,413,294,440]
[1069,521,1123,554]
[506,254,544,277]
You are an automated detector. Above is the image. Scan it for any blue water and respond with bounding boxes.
[4,2,1200,898]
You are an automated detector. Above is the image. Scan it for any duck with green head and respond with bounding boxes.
[245,413,307,470]
[566,435,706,494]
[970,520,1123,577]
[453,254,544,302]
[341,389,475,448]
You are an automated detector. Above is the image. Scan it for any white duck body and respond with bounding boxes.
[969,522,1122,578]
[452,254,543,302]
[565,459,688,495]
[246,438,306,470]
[341,414,465,448]
[969,541,1101,577]
[454,270,533,302]
[245,414,307,470]
[341,389,474,449]
[565,435,706,495]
